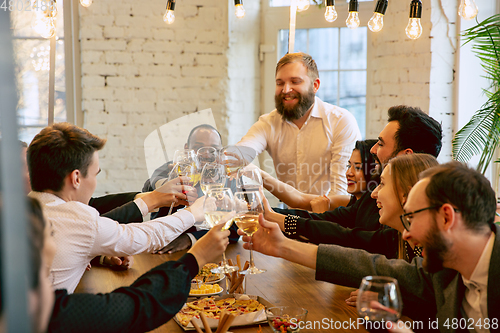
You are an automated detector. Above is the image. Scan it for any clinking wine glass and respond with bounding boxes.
[236,166,263,191]
[220,145,246,177]
[357,276,402,332]
[234,191,266,275]
[165,163,197,215]
[200,163,227,195]
[204,188,238,274]
[197,146,220,167]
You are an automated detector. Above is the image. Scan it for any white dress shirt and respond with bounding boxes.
[462,232,495,333]
[30,191,195,293]
[238,96,361,195]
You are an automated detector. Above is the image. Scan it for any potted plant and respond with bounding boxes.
[452,14,500,174]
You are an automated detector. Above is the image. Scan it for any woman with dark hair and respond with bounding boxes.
[260,139,379,213]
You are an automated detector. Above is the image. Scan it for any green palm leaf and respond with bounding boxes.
[452,14,500,174]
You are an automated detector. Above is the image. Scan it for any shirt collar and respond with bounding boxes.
[462,232,495,289]
[309,96,321,118]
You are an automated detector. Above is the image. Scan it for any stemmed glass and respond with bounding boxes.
[200,163,227,195]
[236,166,263,191]
[204,188,238,274]
[220,146,246,177]
[166,163,197,215]
[198,163,227,229]
[234,191,266,275]
[357,276,402,332]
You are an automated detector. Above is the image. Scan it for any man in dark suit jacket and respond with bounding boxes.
[240,162,499,332]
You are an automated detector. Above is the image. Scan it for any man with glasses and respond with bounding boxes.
[241,161,500,332]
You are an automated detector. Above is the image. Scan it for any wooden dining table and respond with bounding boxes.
[75,242,368,332]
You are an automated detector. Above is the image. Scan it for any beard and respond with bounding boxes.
[275,84,316,122]
[422,217,451,273]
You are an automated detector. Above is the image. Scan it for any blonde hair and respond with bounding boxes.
[387,153,439,260]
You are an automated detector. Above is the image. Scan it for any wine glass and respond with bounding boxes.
[236,166,263,191]
[357,276,402,332]
[165,163,197,215]
[234,191,266,275]
[220,145,246,177]
[200,163,227,195]
[173,149,197,166]
[197,146,220,167]
[204,188,238,274]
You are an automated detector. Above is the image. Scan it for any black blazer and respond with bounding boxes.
[89,192,143,223]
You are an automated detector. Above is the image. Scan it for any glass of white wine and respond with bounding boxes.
[165,163,197,215]
[220,145,245,177]
[234,191,266,275]
[200,163,227,195]
[204,188,238,274]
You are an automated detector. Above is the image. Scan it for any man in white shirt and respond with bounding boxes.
[237,52,361,195]
[27,123,207,293]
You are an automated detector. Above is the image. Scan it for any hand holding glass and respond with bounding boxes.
[357,276,402,331]
[204,188,237,274]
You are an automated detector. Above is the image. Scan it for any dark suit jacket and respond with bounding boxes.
[274,190,381,231]
[48,253,198,333]
[315,225,500,333]
[89,192,143,223]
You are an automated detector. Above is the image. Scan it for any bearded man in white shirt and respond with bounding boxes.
[27,123,207,293]
[237,52,361,196]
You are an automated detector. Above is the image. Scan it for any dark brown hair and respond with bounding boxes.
[387,105,442,158]
[27,123,106,192]
[275,52,319,81]
[420,161,496,231]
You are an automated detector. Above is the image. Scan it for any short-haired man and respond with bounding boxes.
[371,105,442,164]
[241,162,500,332]
[28,123,207,293]
[268,105,443,234]
[237,52,361,195]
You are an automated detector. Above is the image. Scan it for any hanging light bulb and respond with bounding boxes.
[458,0,478,20]
[297,0,310,12]
[368,0,388,32]
[324,0,337,22]
[346,0,360,29]
[80,0,92,7]
[32,14,56,39]
[405,0,422,39]
[234,0,245,18]
[163,0,175,24]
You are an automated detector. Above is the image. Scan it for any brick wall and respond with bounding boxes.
[79,0,232,195]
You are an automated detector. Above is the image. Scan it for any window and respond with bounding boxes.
[278,27,367,135]
[10,1,67,144]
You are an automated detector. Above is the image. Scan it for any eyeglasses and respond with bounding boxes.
[400,205,460,231]
[400,206,440,232]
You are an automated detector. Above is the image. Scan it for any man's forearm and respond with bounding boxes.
[279,239,318,270]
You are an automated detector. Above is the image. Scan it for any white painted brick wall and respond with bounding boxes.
[80,0,231,196]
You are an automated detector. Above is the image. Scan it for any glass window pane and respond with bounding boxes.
[340,27,367,70]
[277,29,308,57]
[10,1,64,38]
[316,71,338,106]
[339,71,366,136]
[14,39,51,126]
[308,28,338,70]
[270,0,372,5]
